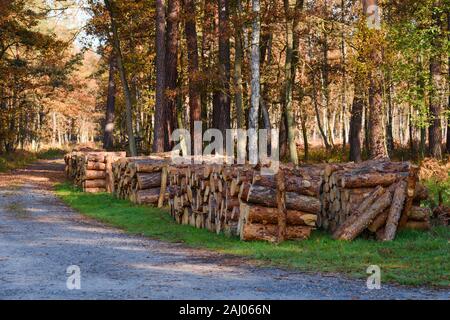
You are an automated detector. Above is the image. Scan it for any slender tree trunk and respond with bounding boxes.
[341,0,347,149]
[212,0,231,138]
[234,0,244,129]
[164,0,180,151]
[308,36,330,150]
[363,0,387,159]
[105,0,137,156]
[429,0,443,159]
[349,82,364,162]
[184,0,202,151]
[153,0,167,153]
[248,0,260,163]
[386,73,394,154]
[103,54,117,150]
[282,0,300,164]
[447,11,450,154]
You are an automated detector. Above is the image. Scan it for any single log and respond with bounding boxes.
[83,179,106,188]
[338,190,392,240]
[86,154,106,162]
[87,162,106,170]
[84,170,106,180]
[135,188,161,205]
[137,172,162,189]
[246,185,320,214]
[158,166,168,208]
[398,165,419,228]
[240,223,313,242]
[341,172,407,188]
[367,209,389,233]
[383,181,407,241]
[240,203,316,226]
[276,169,287,242]
[285,192,321,214]
[252,173,320,196]
[408,206,431,221]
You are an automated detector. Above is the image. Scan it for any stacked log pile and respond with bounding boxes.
[112,155,171,206]
[318,158,431,241]
[64,151,126,193]
[237,165,323,242]
[167,162,322,242]
[167,162,246,237]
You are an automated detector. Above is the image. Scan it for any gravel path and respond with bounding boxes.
[0,160,448,300]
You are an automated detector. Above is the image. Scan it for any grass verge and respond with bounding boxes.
[55,182,449,287]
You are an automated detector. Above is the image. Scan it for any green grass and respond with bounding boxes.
[55,182,449,288]
[0,148,66,172]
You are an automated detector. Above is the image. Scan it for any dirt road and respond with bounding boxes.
[0,160,448,299]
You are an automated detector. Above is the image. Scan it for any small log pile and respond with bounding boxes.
[318,158,431,241]
[167,162,322,242]
[64,151,126,193]
[237,165,322,242]
[167,161,246,237]
[112,155,171,205]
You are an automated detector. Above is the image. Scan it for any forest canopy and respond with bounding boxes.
[0,0,449,163]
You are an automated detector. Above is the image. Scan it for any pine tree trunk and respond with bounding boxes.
[103,54,117,150]
[429,0,443,159]
[349,82,364,162]
[248,0,260,163]
[164,0,180,151]
[153,0,167,153]
[363,0,387,159]
[105,0,137,156]
[184,0,202,152]
[212,0,231,138]
[283,0,300,164]
[233,0,244,129]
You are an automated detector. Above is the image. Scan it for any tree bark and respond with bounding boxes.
[429,0,443,159]
[164,0,180,151]
[212,0,231,137]
[233,0,244,129]
[104,0,137,156]
[362,0,387,159]
[447,12,450,154]
[153,0,167,153]
[349,82,364,162]
[248,0,260,163]
[103,53,117,150]
[282,0,301,164]
[184,0,202,151]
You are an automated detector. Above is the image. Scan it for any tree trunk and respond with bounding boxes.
[105,0,137,156]
[429,0,443,159]
[103,54,117,150]
[184,0,202,152]
[447,12,450,154]
[248,0,260,163]
[363,0,387,159]
[153,0,167,153]
[212,0,231,138]
[233,0,244,129]
[164,0,180,151]
[282,0,300,164]
[349,82,364,162]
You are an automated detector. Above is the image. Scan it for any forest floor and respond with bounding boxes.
[0,159,448,299]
